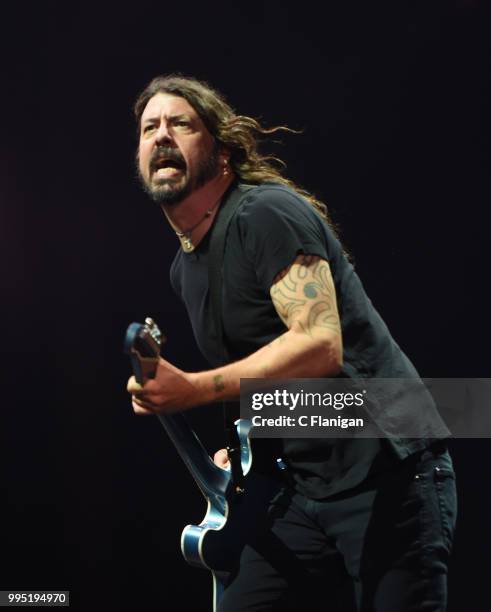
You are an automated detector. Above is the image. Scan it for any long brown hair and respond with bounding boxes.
[134,74,336,228]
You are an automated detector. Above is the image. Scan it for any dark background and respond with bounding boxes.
[1,1,489,610]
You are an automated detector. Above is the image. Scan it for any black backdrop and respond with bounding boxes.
[2,2,490,611]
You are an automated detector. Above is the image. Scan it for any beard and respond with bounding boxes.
[137,143,221,206]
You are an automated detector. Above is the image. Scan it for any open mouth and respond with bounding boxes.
[151,157,186,179]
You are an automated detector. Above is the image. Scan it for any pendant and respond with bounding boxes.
[183,235,194,252]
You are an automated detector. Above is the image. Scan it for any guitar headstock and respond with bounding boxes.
[124,317,166,384]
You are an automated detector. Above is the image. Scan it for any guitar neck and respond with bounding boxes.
[124,319,231,506]
[156,412,230,504]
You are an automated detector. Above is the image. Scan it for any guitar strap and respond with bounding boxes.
[208,181,254,487]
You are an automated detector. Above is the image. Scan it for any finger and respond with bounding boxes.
[127,376,143,394]
[132,397,154,415]
[132,394,152,408]
[213,449,230,468]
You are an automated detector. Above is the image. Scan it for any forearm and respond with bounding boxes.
[190,325,342,406]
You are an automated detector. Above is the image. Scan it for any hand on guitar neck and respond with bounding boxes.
[128,357,199,415]
[126,319,200,415]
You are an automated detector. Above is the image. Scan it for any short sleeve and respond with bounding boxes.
[234,185,330,291]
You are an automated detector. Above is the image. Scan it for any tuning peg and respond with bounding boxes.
[144,317,166,345]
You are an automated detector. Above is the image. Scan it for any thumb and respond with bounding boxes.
[127,376,143,394]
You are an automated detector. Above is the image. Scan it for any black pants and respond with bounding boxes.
[218,444,457,612]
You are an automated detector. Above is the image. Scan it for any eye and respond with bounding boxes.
[142,124,156,135]
[174,119,191,130]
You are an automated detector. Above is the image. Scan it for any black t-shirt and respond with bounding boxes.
[170,183,440,499]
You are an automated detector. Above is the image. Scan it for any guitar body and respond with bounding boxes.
[124,319,282,611]
[182,466,281,573]
[184,469,281,608]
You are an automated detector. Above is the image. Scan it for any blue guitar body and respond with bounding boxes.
[124,318,281,611]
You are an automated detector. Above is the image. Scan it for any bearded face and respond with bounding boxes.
[137,93,220,206]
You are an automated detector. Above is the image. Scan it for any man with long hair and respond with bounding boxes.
[127,74,456,611]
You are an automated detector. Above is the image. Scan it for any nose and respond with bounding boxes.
[155,121,174,145]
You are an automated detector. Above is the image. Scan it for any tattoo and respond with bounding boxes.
[271,255,341,337]
[213,375,225,393]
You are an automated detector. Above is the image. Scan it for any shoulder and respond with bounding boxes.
[227,182,331,266]
[224,183,342,290]
[237,182,317,218]
[232,182,325,236]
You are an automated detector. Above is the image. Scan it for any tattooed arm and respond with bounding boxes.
[128,254,342,415]
[270,254,341,346]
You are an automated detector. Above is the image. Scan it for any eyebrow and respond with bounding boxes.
[142,113,192,124]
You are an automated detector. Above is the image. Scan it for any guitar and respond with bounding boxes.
[124,317,282,611]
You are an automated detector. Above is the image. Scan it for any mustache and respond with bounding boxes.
[150,146,186,172]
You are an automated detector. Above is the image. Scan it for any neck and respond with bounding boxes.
[161,173,235,251]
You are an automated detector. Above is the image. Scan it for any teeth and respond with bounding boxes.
[156,167,181,177]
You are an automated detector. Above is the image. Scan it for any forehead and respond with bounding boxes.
[141,92,199,122]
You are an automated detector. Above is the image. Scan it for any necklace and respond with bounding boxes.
[175,198,221,252]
